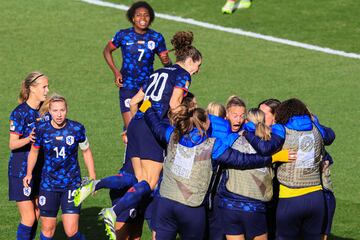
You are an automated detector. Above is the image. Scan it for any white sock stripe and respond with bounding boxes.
[80,0,360,60]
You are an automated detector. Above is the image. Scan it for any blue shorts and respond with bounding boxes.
[155,197,206,240]
[205,195,225,240]
[322,190,336,235]
[145,195,159,231]
[119,88,138,113]
[220,207,267,238]
[127,117,165,163]
[38,188,81,217]
[276,190,325,240]
[8,176,40,201]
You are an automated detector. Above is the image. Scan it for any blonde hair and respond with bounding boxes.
[47,94,68,110]
[18,71,47,103]
[206,102,226,118]
[226,95,246,110]
[169,105,208,143]
[247,108,271,141]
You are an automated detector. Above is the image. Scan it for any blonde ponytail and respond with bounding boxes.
[247,108,271,141]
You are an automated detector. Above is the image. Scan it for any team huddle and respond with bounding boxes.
[8,1,336,240]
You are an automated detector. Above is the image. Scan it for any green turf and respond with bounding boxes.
[1,0,359,239]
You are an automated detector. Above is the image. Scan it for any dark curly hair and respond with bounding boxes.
[171,31,202,62]
[275,98,311,124]
[126,1,155,25]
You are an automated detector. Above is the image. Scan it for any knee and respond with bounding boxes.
[64,221,79,238]
[64,224,78,238]
[41,224,56,238]
[21,212,36,226]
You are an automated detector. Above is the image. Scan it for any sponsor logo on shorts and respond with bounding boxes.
[66,136,74,146]
[147,40,155,50]
[23,186,31,197]
[39,196,46,206]
[124,98,131,108]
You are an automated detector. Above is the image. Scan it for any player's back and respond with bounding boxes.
[142,64,191,119]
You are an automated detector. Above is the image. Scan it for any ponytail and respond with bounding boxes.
[247,108,271,141]
[169,105,208,143]
[170,31,202,63]
[18,71,46,103]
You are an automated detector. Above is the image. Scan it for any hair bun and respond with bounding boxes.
[171,31,194,50]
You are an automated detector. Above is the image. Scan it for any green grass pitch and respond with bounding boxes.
[1,0,359,239]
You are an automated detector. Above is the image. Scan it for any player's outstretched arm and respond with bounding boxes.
[129,89,145,117]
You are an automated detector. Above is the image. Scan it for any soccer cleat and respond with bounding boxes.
[99,208,116,240]
[222,1,235,14]
[73,178,95,207]
[237,0,252,9]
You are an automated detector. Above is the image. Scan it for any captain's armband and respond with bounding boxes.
[79,137,90,150]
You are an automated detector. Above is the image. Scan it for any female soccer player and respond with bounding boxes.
[218,108,293,240]
[103,1,170,140]
[73,92,197,240]
[98,31,201,240]
[272,98,335,240]
[23,95,96,240]
[144,104,275,240]
[8,72,49,240]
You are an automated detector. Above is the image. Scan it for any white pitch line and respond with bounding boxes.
[80,0,360,60]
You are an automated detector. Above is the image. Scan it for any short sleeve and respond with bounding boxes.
[155,33,167,54]
[33,127,42,149]
[111,30,124,49]
[174,73,191,95]
[9,110,24,135]
[78,124,87,143]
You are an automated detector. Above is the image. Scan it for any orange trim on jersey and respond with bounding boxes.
[32,145,41,149]
[10,132,23,136]
[174,86,189,96]
[109,40,117,49]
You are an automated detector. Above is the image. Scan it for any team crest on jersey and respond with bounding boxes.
[10,121,15,131]
[66,136,75,146]
[147,41,155,50]
[39,196,46,206]
[23,186,31,197]
[125,98,131,108]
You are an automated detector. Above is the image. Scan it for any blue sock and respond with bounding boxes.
[95,174,137,191]
[30,220,38,240]
[113,180,151,216]
[40,232,53,240]
[68,231,86,240]
[17,223,32,240]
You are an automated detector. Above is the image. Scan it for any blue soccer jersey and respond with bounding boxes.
[111,27,168,90]
[9,102,43,178]
[137,64,191,119]
[33,119,87,191]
